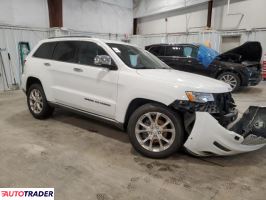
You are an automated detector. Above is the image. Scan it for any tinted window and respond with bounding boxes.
[77,42,108,66]
[107,43,170,69]
[165,46,183,57]
[33,42,56,59]
[53,41,78,63]
[183,46,198,58]
[149,46,165,56]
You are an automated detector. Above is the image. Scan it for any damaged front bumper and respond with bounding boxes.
[184,106,266,156]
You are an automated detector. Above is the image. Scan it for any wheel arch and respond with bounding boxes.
[123,98,169,130]
[26,77,43,94]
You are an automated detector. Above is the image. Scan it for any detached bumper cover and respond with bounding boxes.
[184,106,266,156]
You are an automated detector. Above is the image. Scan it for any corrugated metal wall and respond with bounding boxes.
[1,26,266,91]
[130,30,266,53]
[0,26,49,90]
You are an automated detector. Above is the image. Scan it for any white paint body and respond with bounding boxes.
[21,37,231,124]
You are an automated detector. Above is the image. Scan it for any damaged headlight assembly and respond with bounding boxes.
[186,91,214,103]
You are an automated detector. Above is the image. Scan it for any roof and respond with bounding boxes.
[44,36,134,46]
[146,43,200,47]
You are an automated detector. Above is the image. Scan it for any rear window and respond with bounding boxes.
[33,42,56,59]
[52,41,79,63]
[149,46,165,56]
[165,46,183,57]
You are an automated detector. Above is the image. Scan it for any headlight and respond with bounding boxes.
[186,91,214,103]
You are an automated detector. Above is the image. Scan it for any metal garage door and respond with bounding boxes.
[220,35,241,53]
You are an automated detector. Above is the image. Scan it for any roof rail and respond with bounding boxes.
[48,35,92,39]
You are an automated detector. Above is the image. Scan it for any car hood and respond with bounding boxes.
[218,42,262,62]
[136,69,232,93]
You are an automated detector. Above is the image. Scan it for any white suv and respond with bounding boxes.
[22,37,265,158]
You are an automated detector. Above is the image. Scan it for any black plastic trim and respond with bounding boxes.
[49,102,124,130]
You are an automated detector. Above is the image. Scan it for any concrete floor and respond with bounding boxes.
[0,83,266,200]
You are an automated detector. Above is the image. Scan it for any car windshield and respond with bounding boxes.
[107,43,170,69]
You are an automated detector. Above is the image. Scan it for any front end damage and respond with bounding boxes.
[172,95,266,156]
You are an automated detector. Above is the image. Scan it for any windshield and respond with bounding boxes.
[107,43,170,69]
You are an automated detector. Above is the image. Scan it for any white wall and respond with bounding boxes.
[134,0,208,18]
[0,0,133,34]
[135,0,266,34]
[63,0,133,34]
[213,0,266,30]
[0,0,49,28]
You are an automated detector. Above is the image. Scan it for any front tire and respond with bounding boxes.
[27,84,54,119]
[217,72,240,92]
[127,103,184,158]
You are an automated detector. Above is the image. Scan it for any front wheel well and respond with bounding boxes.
[123,98,168,130]
[26,77,42,94]
[216,70,242,85]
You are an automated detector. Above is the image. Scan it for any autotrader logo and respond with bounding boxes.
[0,188,54,200]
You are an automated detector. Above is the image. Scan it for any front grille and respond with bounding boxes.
[196,93,235,114]
[172,93,236,114]
[212,93,235,114]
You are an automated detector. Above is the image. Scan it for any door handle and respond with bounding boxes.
[44,62,51,67]
[73,68,83,72]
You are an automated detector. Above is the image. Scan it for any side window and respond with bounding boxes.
[33,42,56,59]
[53,41,78,63]
[149,46,165,56]
[165,46,183,57]
[77,42,109,66]
[183,46,198,58]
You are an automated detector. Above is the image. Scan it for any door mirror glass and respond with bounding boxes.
[94,55,117,70]
[94,55,112,66]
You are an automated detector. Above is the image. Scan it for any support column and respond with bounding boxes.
[133,18,138,35]
[207,0,213,28]
[47,0,63,27]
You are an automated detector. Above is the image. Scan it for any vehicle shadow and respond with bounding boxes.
[52,109,129,144]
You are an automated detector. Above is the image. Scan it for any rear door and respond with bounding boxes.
[49,41,118,119]
[161,45,185,70]
[148,46,165,60]
[30,41,57,100]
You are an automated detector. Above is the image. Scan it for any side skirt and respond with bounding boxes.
[48,102,125,131]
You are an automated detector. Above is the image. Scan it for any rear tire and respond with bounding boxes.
[127,103,184,158]
[27,84,54,119]
[217,72,240,92]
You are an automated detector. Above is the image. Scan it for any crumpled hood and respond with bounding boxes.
[136,69,232,93]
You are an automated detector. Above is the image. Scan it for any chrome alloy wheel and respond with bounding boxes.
[220,74,237,89]
[29,89,43,114]
[135,112,176,152]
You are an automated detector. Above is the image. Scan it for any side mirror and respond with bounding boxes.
[94,55,117,70]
